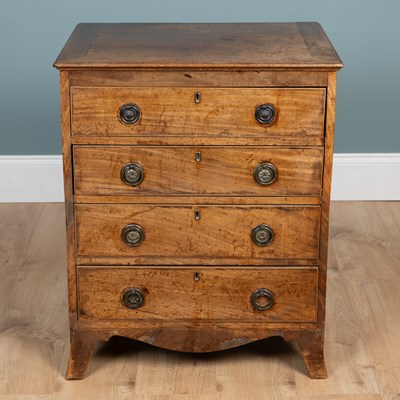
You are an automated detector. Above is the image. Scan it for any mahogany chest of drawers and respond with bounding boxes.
[54,22,343,379]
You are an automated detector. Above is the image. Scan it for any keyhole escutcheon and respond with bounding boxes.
[194,92,201,104]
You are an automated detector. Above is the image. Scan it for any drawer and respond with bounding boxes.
[75,205,320,260]
[73,146,324,196]
[71,87,326,137]
[77,267,318,323]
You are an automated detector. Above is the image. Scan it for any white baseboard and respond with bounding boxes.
[331,153,400,200]
[0,154,399,202]
[0,156,64,202]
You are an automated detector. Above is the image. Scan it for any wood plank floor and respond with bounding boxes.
[0,202,399,399]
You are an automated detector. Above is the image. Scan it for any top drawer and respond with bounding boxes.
[71,87,326,138]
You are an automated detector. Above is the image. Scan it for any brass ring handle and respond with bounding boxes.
[121,224,145,247]
[251,288,275,311]
[255,104,276,125]
[122,288,144,309]
[121,162,144,186]
[251,224,274,246]
[253,162,277,185]
[119,103,141,125]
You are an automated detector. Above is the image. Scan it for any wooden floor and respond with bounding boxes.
[0,202,399,399]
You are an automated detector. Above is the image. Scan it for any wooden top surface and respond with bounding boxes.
[54,23,343,70]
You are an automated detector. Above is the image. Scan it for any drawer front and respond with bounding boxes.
[77,267,318,323]
[73,146,324,196]
[75,205,320,259]
[71,87,326,137]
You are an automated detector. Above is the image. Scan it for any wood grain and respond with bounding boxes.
[71,87,326,137]
[2,202,400,398]
[75,319,318,332]
[65,330,101,380]
[70,135,325,147]
[75,204,321,260]
[285,72,338,380]
[0,203,68,394]
[73,146,324,197]
[68,69,329,88]
[0,202,400,400]
[73,195,322,205]
[317,72,337,329]
[59,71,77,327]
[75,256,319,267]
[53,23,343,70]
[53,22,344,381]
[77,267,318,324]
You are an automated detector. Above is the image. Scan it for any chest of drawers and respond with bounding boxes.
[54,22,342,380]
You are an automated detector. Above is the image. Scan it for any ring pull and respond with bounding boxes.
[120,163,145,186]
[253,162,277,186]
[119,103,141,125]
[121,224,145,247]
[251,224,274,247]
[255,104,276,125]
[251,288,275,311]
[122,288,144,309]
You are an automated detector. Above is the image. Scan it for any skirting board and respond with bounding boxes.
[0,156,64,203]
[0,154,399,202]
[332,154,400,201]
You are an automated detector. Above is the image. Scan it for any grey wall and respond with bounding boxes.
[0,0,399,155]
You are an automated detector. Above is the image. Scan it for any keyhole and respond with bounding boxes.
[194,271,200,281]
[194,92,201,104]
[195,210,201,220]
